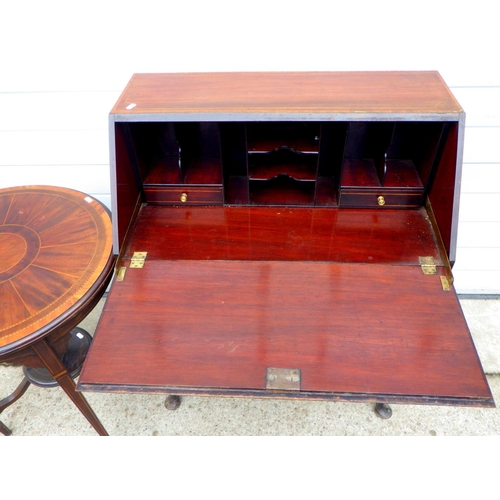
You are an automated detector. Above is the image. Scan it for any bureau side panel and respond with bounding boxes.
[428,122,460,261]
[113,121,142,251]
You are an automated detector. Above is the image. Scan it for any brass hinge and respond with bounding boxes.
[130,251,147,268]
[440,276,451,292]
[419,256,437,275]
[266,368,301,391]
[116,266,127,281]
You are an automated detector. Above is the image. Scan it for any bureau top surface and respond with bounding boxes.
[111,71,463,119]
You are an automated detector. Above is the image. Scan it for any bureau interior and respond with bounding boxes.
[118,120,456,207]
[115,120,459,258]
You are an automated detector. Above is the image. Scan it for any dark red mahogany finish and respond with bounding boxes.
[78,72,493,409]
[0,186,114,435]
[82,259,490,403]
[122,206,442,265]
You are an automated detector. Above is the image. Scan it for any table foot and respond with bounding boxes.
[165,395,181,410]
[0,420,12,436]
[374,403,393,419]
[0,376,31,436]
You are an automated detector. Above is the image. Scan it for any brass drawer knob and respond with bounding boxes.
[377,195,385,206]
[180,192,188,203]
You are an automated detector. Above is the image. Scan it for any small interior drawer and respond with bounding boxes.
[144,186,224,205]
[339,189,424,208]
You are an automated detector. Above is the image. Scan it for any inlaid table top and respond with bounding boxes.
[0,186,113,355]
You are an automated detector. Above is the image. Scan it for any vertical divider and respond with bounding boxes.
[220,122,249,204]
[316,122,349,206]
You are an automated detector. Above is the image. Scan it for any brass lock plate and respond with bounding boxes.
[266,368,301,391]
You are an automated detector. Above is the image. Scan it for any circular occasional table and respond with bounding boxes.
[0,185,114,436]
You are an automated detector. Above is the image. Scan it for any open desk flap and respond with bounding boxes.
[79,260,493,407]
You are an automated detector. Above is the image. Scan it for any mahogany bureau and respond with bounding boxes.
[78,72,494,420]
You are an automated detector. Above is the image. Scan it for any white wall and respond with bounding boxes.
[1,0,499,294]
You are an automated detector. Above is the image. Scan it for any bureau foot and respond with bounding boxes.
[165,395,181,410]
[374,403,393,419]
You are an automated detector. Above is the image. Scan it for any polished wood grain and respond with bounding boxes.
[89,71,490,413]
[121,205,442,265]
[0,186,114,435]
[111,72,463,116]
[79,260,492,405]
[0,186,113,353]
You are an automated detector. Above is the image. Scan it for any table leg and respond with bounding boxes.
[31,338,108,436]
[0,376,31,436]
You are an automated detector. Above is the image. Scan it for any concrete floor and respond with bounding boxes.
[1,297,499,436]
